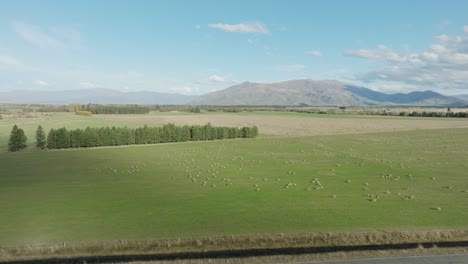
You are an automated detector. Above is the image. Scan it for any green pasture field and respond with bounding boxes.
[0,128,467,245]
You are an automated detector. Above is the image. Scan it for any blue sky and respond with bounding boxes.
[1,0,468,95]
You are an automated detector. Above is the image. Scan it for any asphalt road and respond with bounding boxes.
[296,254,468,264]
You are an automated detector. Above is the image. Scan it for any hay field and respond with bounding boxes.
[99,111,468,137]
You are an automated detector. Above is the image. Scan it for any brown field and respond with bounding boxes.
[97,113,468,137]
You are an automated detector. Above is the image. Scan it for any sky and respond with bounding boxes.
[0,0,468,95]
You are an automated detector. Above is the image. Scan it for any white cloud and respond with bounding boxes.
[270,64,306,72]
[208,22,270,34]
[0,55,22,67]
[208,74,226,83]
[368,83,416,94]
[435,34,450,42]
[344,45,408,62]
[305,50,322,57]
[464,25,468,33]
[79,82,98,89]
[10,21,64,48]
[344,32,468,90]
[33,80,49,87]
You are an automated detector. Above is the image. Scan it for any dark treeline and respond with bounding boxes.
[46,124,258,149]
[406,111,468,118]
[36,105,69,112]
[81,104,151,114]
[8,103,468,119]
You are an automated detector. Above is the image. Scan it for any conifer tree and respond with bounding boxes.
[47,129,57,149]
[35,125,46,149]
[8,124,27,151]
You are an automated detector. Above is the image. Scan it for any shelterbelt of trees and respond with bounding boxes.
[45,123,258,149]
[68,104,150,114]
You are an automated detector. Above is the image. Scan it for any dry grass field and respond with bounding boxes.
[2,111,468,150]
[98,111,468,137]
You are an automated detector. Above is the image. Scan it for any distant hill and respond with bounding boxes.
[454,94,468,101]
[0,88,198,105]
[191,79,467,107]
[1,81,465,107]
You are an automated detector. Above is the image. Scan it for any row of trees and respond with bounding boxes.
[81,104,150,114]
[406,111,468,118]
[46,124,258,149]
[7,124,258,151]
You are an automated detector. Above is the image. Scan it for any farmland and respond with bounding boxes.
[2,111,468,150]
[1,110,467,247]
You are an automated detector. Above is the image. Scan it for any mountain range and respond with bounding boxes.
[454,94,468,101]
[192,80,467,107]
[0,88,197,105]
[1,80,466,107]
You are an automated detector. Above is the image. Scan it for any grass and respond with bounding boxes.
[0,128,467,246]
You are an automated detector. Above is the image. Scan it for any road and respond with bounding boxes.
[294,254,468,264]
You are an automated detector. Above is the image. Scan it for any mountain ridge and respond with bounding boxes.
[0,88,198,105]
[192,79,467,107]
[1,80,466,106]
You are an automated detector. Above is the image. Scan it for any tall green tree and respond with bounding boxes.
[35,125,46,149]
[55,128,70,149]
[8,125,27,151]
[47,129,57,149]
